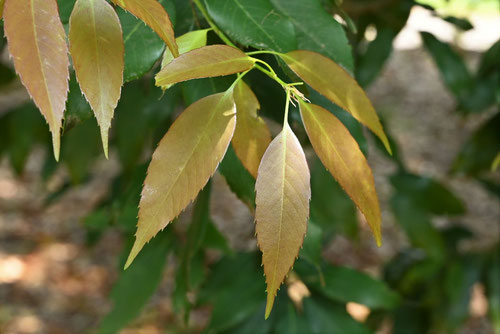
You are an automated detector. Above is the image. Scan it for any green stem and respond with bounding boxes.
[284,88,291,126]
[192,0,236,47]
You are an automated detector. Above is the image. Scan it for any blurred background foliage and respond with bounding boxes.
[0,0,499,333]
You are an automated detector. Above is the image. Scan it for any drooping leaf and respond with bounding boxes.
[69,0,124,158]
[270,0,353,72]
[99,230,171,334]
[256,123,311,318]
[156,45,254,89]
[3,0,70,160]
[232,81,272,178]
[204,0,297,52]
[162,29,210,68]
[282,50,390,153]
[125,91,237,268]
[110,0,178,57]
[300,101,381,245]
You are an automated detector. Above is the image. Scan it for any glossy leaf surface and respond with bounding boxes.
[282,50,390,153]
[125,92,236,268]
[111,0,178,57]
[270,0,353,72]
[255,123,310,318]
[300,101,381,245]
[69,0,124,157]
[232,81,271,178]
[4,0,70,160]
[156,45,254,88]
[162,29,210,68]
[204,0,297,52]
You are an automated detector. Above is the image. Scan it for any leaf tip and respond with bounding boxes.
[51,130,61,162]
[100,128,109,160]
[124,237,144,270]
[264,294,275,319]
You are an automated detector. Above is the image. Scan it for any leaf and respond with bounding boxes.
[57,0,76,23]
[3,0,70,160]
[161,29,210,68]
[276,296,372,334]
[110,0,178,57]
[99,230,171,334]
[298,265,400,310]
[204,0,297,52]
[299,101,381,245]
[356,27,397,87]
[492,152,500,171]
[232,81,271,178]
[125,91,237,268]
[118,6,162,82]
[174,182,212,317]
[155,45,254,89]
[218,146,256,209]
[390,196,445,259]
[451,112,500,176]
[69,0,124,158]
[61,118,102,184]
[421,32,473,101]
[201,253,266,332]
[0,0,4,19]
[255,123,311,319]
[390,172,465,216]
[310,160,358,238]
[270,0,353,72]
[282,50,391,153]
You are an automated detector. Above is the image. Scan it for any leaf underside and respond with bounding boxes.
[282,50,391,154]
[69,0,124,158]
[125,92,237,268]
[300,101,381,245]
[255,123,311,319]
[4,0,70,160]
[232,81,272,178]
[155,45,255,88]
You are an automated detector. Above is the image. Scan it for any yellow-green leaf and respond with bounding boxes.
[0,0,5,19]
[125,92,236,268]
[111,0,178,57]
[69,0,124,158]
[492,151,500,171]
[255,122,311,319]
[232,81,272,178]
[282,50,391,153]
[299,100,381,245]
[161,29,210,69]
[155,45,255,89]
[3,0,70,160]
